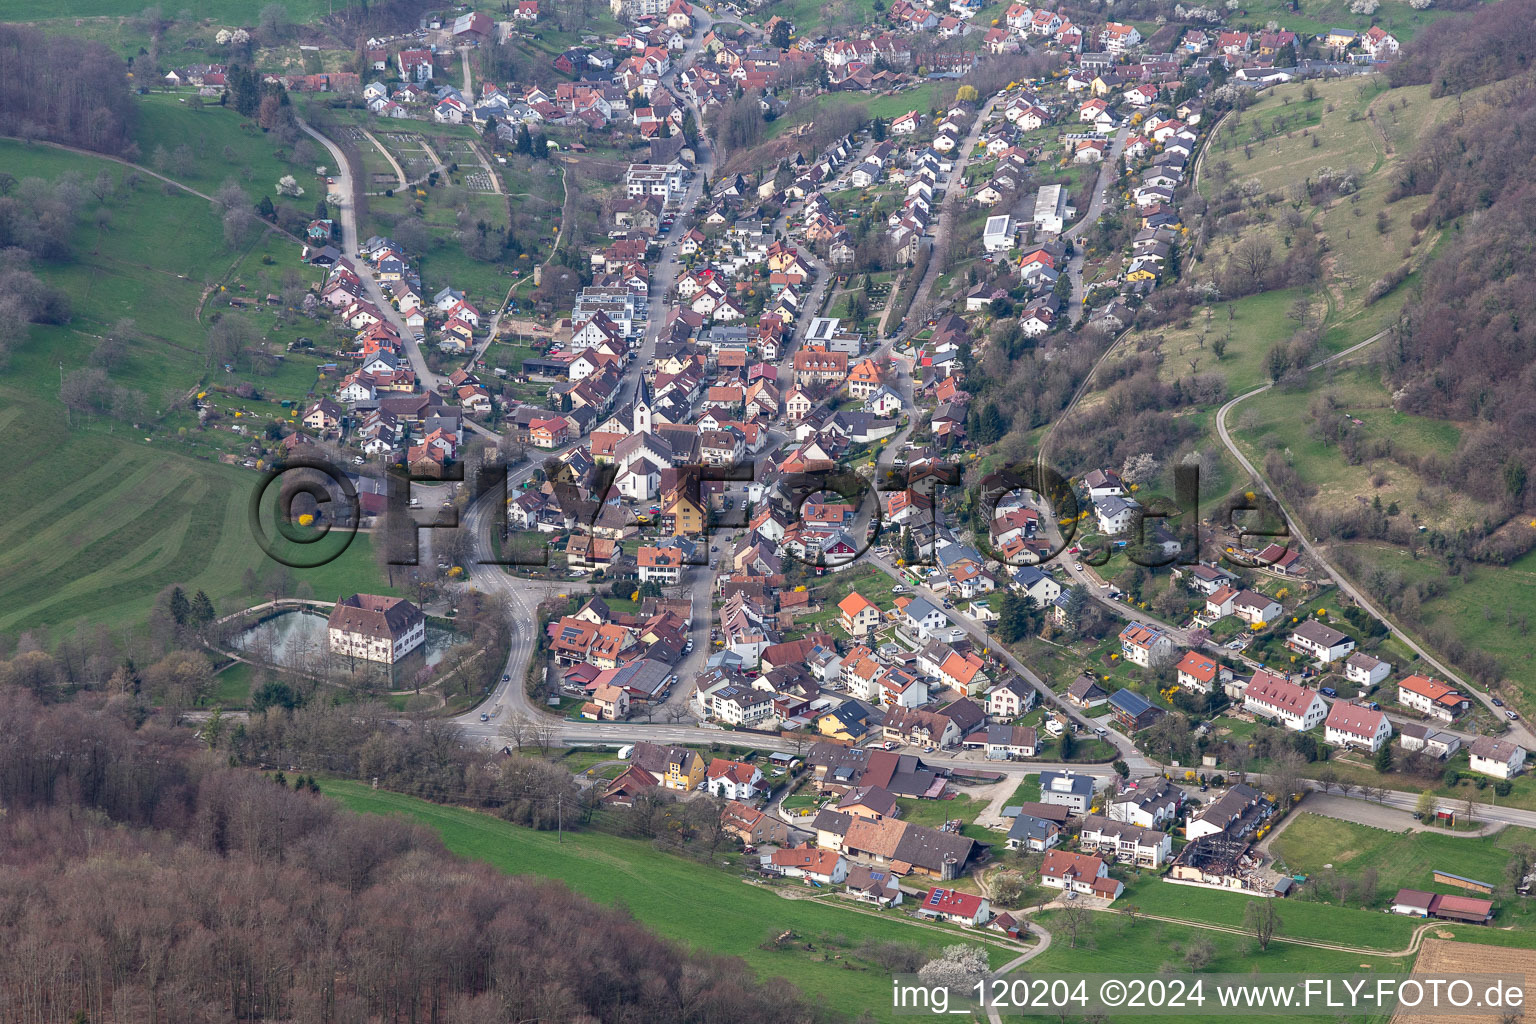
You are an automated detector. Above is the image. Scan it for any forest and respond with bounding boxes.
[0,683,830,1024]
[0,26,137,155]
[1375,1,1536,519]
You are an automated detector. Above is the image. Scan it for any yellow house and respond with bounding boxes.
[815,703,876,742]
[664,748,707,790]
[666,491,705,536]
[1091,75,1115,97]
[1126,267,1158,284]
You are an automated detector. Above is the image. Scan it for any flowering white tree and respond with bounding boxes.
[918,945,990,995]
[277,175,305,197]
[1348,0,1378,13]
[231,28,251,44]
[215,28,232,44]
[1407,0,1432,8]
[1121,453,1161,485]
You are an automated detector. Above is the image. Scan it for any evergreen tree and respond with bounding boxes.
[901,528,917,563]
[169,586,190,626]
[257,195,276,221]
[516,124,533,154]
[191,590,217,625]
[1059,730,1076,759]
[1373,743,1393,774]
[996,591,1036,643]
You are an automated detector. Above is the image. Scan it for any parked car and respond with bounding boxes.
[1320,687,1337,697]
[1493,698,1505,707]
[1508,711,1521,720]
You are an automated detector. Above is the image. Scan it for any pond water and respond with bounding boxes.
[233,609,465,684]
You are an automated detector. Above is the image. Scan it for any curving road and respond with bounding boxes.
[1215,330,1535,747]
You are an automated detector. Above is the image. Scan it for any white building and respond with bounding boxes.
[1032,183,1074,234]
[1344,652,1391,689]
[1468,737,1525,779]
[326,594,425,664]
[624,162,686,200]
[1039,769,1095,813]
[1118,621,1174,668]
[1324,702,1392,753]
[706,758,764,800]
[1289,619,1356,664]
[1397,673,1471,722]
[1242,669,1327,731]
[1078,815,1171,868]
[983,214,1017,252]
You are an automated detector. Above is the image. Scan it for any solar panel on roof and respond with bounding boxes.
[928,889,944,905]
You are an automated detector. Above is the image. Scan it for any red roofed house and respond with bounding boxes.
[839,591,883,637]
[918,887,993,927]
[706,758,764,800]
[1040,849,1122,900]
[1243,668,1327,731]
[1324,702,1392,753]
[1397,674,1471,722]
[769,846,848,885]
[1174,650,1228,694]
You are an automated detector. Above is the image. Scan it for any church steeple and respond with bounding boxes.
[634,373,653,435]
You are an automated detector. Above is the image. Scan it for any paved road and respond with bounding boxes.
[892,89,1007,340]
[1064,124,1130,314]
[298,117,445,393]
[1215,331,1535,748]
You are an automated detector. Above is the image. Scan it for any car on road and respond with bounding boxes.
[502,674,510,682]
[1493,698,1505,706]
[1095,727,1107,736]
[1320,686,1337,698]
[352,456,365,464]
[1074,562,1084,572]
[479,713,489,721]
[1509,710,1521,720]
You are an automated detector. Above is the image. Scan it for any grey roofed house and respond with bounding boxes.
[837,785,900,818]
[812,808,853,838]
[938,697,987,737]
[1067,674,1109,705]
[807,741,870,786]
[845,864,903,904]
[893,823,982,876]
[1006,813,1057,847]
[1188,783,1269,838]
[1039,769,1095,810]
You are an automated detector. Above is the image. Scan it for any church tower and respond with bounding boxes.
[634,373,653,435]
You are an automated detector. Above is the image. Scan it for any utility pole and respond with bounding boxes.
[558,792,563,843]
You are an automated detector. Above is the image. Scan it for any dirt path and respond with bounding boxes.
[359,127,408,189]
[1085,902,1437,957]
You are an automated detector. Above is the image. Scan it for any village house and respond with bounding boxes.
[706,758,764,800]
[1324,702,1392,753]
[1118,622,1174,668]
[1468,737,1526,780]
[1243,669,1327,731]
[1077,815,1171,868]
[327,594,425,664]
[1040,849,1122,900]
[1397,674,1471,722]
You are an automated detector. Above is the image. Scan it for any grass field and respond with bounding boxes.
[1116,874,1423,951]
[1018,907,1411,1024]
[0,134,396,635]
[767,81,948,141]
[1224,0,1465,42]
[1270,813,1536,924]
[324,779,1012,1019]
[132,93,318,199]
